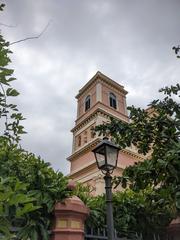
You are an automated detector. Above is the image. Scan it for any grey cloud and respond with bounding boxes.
[0,0,179,174]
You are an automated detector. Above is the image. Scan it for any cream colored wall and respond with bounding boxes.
[96,82,102,102]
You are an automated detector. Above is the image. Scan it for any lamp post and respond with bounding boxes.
[92,137,120,240]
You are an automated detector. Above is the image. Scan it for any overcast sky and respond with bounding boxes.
[0,0,179,174]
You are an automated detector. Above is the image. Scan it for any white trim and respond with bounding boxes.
[123,96,128,115]
[96,83,102,102]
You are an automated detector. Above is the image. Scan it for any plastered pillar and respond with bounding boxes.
[51,196,89,240]
[167,217,180,240]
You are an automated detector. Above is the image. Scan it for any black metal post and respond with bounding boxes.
[104,172,115,240]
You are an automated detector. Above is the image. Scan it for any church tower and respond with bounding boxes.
[67,71,143,195]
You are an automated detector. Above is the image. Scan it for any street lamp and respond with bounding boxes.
[92,137,120,240]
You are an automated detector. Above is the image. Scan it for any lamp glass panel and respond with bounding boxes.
[95,146,105,169]
[106,145,118,168]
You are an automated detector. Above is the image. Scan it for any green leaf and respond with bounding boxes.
[0,78,10,86]
[175,192,180,210]
[16,203,41,217]
[6,88,19,97]
[7,77,16,82]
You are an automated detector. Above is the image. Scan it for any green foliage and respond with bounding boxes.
[86,195,106,228]
[85,188,172,239]
[172,45,180,58]
[72,182,95,204]
[113,189,172,239]
[0,4,69,239]
[95,84,180,235]
[0,177,40,239]
[0,139,69,239]
[0,24,26,143]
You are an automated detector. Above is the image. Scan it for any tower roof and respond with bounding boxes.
[76,71,128,99]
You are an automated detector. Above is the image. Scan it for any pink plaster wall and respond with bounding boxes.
[76,102,128,126]
[76,79,128,127]
[71,149,139,175]
[70,151,95,173]
[118,151,138,168]
[69,76,137,193]
[101,83,126,115]
[51,197,89,240]
[75,124,95,151]
[77,84,96,118]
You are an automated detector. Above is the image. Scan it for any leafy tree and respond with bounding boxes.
[83,186,172,239]
[95,84,180,236]
[0,3,69,239]
[0,177,41,239]
[0,142,69,239]
[0,7,25,143]
[173,45,180,58]
[113,188,172,239]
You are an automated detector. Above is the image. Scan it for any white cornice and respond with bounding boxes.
[76,71,128,99]
[71,105,129,133]
[67,136,144,164]
[67,138,100,161]
[68,161,129,181]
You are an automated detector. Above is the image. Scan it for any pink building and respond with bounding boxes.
[67,72,144,195]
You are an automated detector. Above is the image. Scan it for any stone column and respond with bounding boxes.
[51,196,89,240]
[167,217,180,240]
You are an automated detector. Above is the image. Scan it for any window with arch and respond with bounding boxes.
[78,135,81,147]
[109,92,117,109]
[85,95,91,111]
[84,131,87,144]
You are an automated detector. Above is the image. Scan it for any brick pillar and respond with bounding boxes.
[167,217,180,240]
[51,196,89,240]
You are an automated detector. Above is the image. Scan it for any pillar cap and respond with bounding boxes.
[54,196,90,216]
[168,217,180,233]
[170,217,180,225]
[67,180,76,191]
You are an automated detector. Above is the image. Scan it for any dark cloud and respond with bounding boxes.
[0,0,179,174]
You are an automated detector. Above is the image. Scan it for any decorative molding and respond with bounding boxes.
[68,71,145,187]
[76,71,127,99]
[121,149,144,161]
[67,138,100,161]
[74,121,96,137]
[69,160,125,181]
[96,82,102,102]
[68,162,98,180]
[68,136,144,164]
[71,105,129,133]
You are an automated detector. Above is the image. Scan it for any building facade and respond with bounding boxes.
[67,71,144,195]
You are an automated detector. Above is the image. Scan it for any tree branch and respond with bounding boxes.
[0,82,9,135]
[172,45,180,58]
[0,22,17,28]
[10,20,51,45]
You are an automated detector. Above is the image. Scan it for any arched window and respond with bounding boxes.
[85,95,91,111]
[91,130,95,139]
[109,92,117,109]
[78,135,81,147]
[84,131,87,144]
